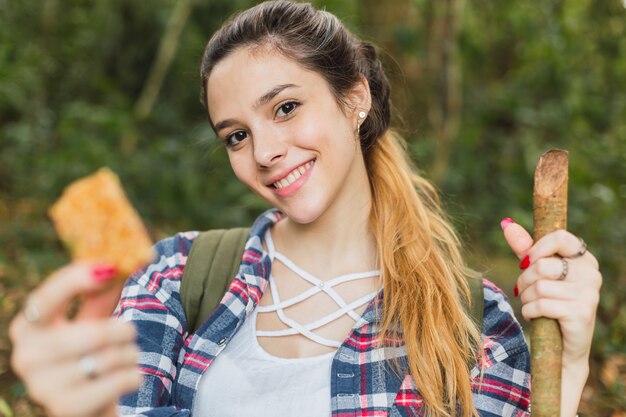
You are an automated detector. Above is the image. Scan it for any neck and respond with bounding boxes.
[272,162,378,279]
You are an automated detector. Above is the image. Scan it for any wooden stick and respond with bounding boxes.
[532,149,568,417]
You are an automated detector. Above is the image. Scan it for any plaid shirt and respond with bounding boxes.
[116,209,531,417]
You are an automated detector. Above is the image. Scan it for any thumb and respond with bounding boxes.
[501,218,534,260]
[75,280,125,320]
[75,268,124,320]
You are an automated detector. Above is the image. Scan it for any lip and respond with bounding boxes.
[267,159,315,198]
[265,159,315,186]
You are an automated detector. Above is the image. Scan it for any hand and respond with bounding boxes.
[501,218,602,416]
[9,263,142,417]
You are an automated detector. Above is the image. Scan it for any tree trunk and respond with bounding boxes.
[428,0,464,183]
[360,0,416,126]
[121,0,195,155]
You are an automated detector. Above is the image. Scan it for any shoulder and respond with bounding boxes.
[153,231,199,261]
[480,278,529,358]
[119,231,200,300]
[472,279,531,412]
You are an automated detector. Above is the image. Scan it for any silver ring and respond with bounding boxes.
[569,237,587,258]
[79,355,98,380]
[558,258,569,281]
[22,297,41,325]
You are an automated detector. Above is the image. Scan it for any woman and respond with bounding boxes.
[9,1,601,416]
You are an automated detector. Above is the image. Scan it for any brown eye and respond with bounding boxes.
[225,130,248,147]
[276,101,299,118]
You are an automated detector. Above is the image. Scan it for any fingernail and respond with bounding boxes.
[514,284,519,297]
[91,265,118,283]
[519,255,530,270]
[500,217,515,230]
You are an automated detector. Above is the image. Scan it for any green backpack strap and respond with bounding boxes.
[467,276,484,334]
[180,227,250,334]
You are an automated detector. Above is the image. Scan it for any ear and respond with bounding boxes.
[347,75,372,117]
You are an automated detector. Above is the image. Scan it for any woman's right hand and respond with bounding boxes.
[8,263,143,417]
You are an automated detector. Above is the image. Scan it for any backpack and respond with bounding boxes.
[180,229,484,335]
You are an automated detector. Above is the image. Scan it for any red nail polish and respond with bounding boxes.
[92,265,118,283]
[500,217,515,230]
[514,284,519,297]
[519,255,530,270]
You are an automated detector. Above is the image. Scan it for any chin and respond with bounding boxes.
[274,201,325,225]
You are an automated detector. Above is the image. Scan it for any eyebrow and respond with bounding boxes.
[213,83,299,133]
[254,83,298,109]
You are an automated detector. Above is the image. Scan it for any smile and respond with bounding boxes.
[272,160,314,189]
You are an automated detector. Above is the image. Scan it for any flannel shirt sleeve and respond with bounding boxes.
[472,279,531,417]
[114,233,196,417]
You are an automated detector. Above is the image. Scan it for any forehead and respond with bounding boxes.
[205,47,329,118]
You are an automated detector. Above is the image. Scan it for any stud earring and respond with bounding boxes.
[358,111,366,119]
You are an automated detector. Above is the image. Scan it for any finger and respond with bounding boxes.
[519,279,578,304]
[11,319,136,375]
[528,230,599,269]
[520,298,574,322]
[89,403,119,417]
[31,344,139,390]
[526,257,569,284]
[516,257,602,295]
[520,298,597,325]
[24,344,138,405]
[17,262,118,327]
[524,270,602,307]
[75,279,126,321]
[42,367,143,417]
[501,218,534,260]
[68,368,143,417]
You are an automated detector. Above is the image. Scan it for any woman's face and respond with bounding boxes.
[206,46,371,225]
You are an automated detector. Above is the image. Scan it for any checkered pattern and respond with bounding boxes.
[116,209,530,417]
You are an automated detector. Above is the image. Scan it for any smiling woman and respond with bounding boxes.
[206,47,370,224]
[8,1,602,417]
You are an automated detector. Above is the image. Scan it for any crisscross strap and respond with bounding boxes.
[256,230,380,347]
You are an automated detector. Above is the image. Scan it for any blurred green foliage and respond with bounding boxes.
[1,0,625,415]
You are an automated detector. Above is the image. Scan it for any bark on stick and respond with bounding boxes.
[532,149,568,417]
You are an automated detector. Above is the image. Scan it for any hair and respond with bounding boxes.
[200,2,482,416]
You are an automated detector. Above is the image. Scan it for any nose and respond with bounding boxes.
[253,128,287,168]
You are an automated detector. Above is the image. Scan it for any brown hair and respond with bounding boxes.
[200,2,482,416]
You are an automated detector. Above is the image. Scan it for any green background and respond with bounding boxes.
[1,0,624,415]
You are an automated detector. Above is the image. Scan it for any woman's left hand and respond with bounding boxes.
[501,218,602,416]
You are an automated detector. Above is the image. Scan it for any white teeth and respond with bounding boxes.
[272,160,314,189]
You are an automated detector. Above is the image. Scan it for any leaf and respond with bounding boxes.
[0,397,13,417]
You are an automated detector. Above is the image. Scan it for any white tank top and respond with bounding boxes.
[192,308,335,417]
[192,230,380,417]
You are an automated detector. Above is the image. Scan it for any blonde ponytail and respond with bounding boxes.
[368,130,482,417]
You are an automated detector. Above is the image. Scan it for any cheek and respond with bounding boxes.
[293,110,352,148]
[294,119,321,146]
[228,154,255,186]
